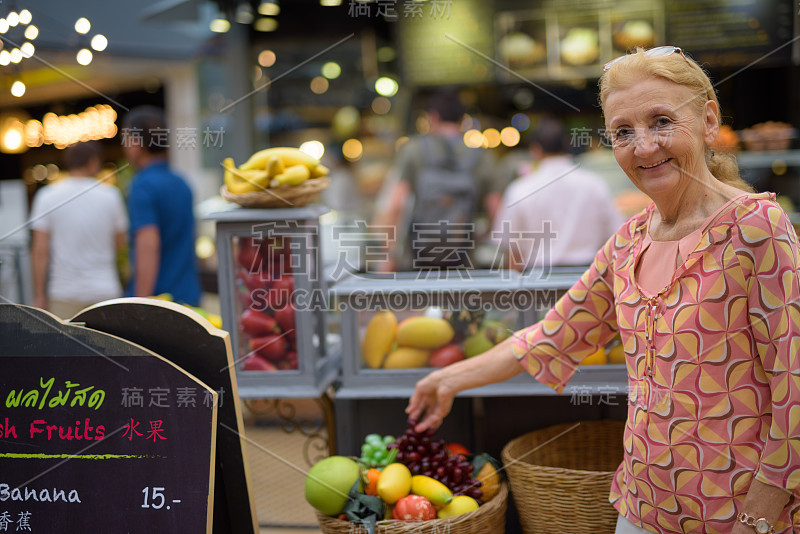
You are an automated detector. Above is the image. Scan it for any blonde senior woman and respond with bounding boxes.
[407,47,799,534]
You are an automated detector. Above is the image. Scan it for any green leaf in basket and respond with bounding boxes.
[341,479,385,534]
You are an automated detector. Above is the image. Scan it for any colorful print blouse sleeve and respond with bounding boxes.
[512,193,800,533]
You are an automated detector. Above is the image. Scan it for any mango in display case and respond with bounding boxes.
[359,308,512,370]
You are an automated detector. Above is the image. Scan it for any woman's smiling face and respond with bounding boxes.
[604,76,719,200]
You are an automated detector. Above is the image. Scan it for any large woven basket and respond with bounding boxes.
[501,420,625,534]
[315,481,508,534]
[220,176,329,208]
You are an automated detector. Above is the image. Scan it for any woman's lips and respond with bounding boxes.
[639,158,671,170]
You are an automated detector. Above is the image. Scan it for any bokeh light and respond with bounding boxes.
[91,34,108,51]
[310,76,329,94]
[258,50,276,67]
[74,17,91,34]
[342,138,363,161]
[371,97,391,115]
[321,62,341,79]
[483,128,501,148]
[463,129,484,148]
[299,140,325,160]
[500,127,521,147]
[374,77,399,97]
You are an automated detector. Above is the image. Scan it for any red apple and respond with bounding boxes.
[242,354,277,372]
[249,335,288,361]
[429,344,465,368]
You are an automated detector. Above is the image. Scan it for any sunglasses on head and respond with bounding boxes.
[603,46,687,72]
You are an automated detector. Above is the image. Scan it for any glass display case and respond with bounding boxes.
[206,205,338,398]
[331,268,628,398]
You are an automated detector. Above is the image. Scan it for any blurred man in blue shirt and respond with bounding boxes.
[122,106,201,306]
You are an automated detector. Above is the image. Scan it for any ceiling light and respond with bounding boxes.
[75,17,91,34]
[299,140,324,160]
[6,12,19,27]
[91,34,108,51]
[321,62,341,79]
[0,51,9,66]
[24,25,38,40]
[374,77,399,97]
[209,14,230,33]
[254,17,278,31]
[257,50,276,67]
[258,0,280,16]
[20,42,34,58]
[0,20,8,33]
[11,81,26,98]
[76,48,93,65]
[10,48,22,63]
[320,0,342,5]
[18,10,32,25]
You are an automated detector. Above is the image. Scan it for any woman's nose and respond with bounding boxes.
[633,128,659,156]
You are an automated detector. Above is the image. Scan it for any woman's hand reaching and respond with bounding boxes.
[406,368,456,433]
[405,336,526,433]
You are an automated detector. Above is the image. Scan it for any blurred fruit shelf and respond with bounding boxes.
[736,149,800,168]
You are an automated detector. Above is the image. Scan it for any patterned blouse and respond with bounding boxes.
[513,193,800,533]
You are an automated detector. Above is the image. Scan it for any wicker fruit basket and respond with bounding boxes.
[315,481,508,534]
[220,176,329,209]
[501,420,625,534]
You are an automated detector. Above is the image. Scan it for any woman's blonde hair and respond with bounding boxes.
[599,48,753,192]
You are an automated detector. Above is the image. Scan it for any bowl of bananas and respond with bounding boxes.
[221,147,330,209]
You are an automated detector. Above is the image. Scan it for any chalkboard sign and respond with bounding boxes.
[73,298,259,534]
[0,304,217,533]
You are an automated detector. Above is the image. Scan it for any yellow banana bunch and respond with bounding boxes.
[223,147,330,194]
[223,157,270,194]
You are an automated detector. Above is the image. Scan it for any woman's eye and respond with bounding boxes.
[613,128,633,143]
[654,117,671,128]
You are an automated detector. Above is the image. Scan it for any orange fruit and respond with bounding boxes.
[365,468,381,496]
[445,442,470,458]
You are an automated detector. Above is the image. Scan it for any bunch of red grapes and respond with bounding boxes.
[388,419,483,502]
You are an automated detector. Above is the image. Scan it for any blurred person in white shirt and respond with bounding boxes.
[492,116,623,271]
[30,141,127,319]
